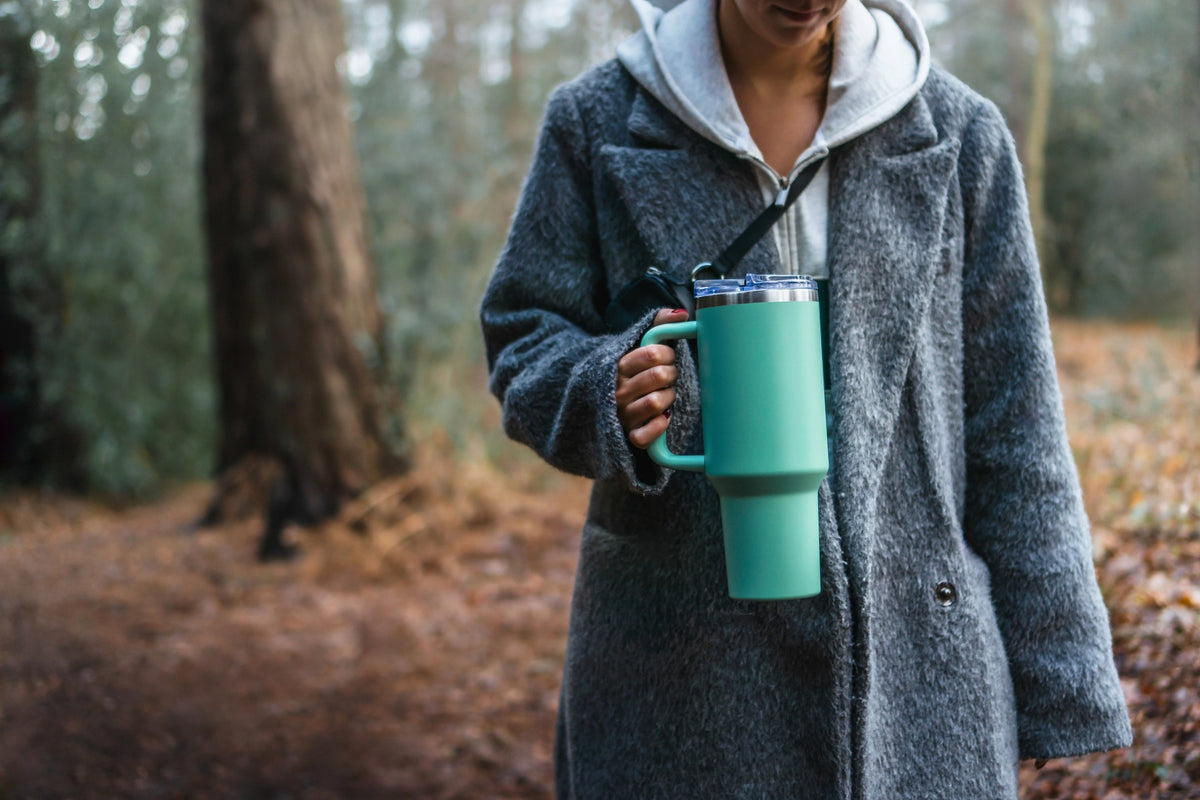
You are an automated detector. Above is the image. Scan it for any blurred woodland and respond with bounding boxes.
[0,0,1198,797]
[0,0,1196,498]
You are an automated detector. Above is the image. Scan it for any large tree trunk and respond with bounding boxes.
[0,8,38,481]
[0,7,85,488]
[200,0,401,536]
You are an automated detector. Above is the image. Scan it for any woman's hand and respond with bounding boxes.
[616,308,689,449]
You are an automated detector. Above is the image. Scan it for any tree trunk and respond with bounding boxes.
[503,0,529,149]
[1022,0,1054,284]
[1004,0,1028,158]
[0,7,40,482]
[200,0,401,525]
[0,7,85,488]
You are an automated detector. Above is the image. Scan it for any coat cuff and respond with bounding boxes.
[1016,670,1133,760]
[602,310,702,495]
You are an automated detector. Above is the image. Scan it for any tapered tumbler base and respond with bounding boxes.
[720,489,821,600]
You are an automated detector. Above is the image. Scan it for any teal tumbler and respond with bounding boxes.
[641,275,828,600]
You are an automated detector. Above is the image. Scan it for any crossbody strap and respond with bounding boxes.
[702,155,829,279]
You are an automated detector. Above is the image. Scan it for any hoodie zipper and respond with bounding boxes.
[741,147,829,276]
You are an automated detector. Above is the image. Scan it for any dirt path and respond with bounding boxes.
[0,459,591,800]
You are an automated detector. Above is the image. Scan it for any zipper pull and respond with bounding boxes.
[774,182,790,207]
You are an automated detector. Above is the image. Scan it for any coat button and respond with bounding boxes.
[935,581,957,607]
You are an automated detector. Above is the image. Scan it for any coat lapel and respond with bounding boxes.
[827,96,961,534]
[597,90,777,281]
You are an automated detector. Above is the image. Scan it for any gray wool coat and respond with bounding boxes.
[480,60,1132,800]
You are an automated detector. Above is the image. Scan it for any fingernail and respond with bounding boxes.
[672,308,686,313]
[664,409,671,419]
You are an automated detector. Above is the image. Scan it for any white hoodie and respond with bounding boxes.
[616,0,930,278]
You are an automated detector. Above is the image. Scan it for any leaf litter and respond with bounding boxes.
[0,320,1196,799]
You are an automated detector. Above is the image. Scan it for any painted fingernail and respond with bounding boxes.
[672,308,686,313]
[664,409,671,419]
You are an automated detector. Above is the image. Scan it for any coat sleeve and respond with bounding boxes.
[958,100,1132,760]
[479,85,686,494]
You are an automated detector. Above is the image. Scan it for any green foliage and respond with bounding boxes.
[8,0,1195,495]
[929,0,1200,318]
[19,0,213,497]
[343,0,637,451]
[1044,0,1200,317]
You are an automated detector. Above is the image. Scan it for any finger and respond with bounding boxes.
[615,364,678,408]
[617,344,676,380]
[652,307,690,326]
[619,388,676,432]
[628,412,670,449]
[620,388,677,429]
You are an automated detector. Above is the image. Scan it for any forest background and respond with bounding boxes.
[2,0,1196,497]
[0,0,1197,798]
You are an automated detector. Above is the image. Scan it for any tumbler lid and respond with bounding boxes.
[695,273,819,309]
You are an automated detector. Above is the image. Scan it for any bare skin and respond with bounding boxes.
[618,0,847,448]
[719,0,844,174]
[617,308,689,448]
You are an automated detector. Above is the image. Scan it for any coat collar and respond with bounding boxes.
[627,87,707,150]
[599,90,776,280]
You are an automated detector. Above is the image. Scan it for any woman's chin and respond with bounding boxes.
[758,6,830,47]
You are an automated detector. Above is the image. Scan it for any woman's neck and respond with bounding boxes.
[717,0,836,173]
[718,0,834,102]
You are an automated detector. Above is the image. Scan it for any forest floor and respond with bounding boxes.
[1,320,1197,800]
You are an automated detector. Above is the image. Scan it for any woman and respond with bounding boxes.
[480,0,1132,797]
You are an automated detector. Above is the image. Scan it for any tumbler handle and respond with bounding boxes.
[639,321,705,472]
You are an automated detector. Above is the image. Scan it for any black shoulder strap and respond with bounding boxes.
[707,155,828,278]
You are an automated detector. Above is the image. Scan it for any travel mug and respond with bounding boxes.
[641,275,828,600]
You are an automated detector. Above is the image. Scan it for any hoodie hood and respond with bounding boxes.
[616,0,930,177]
